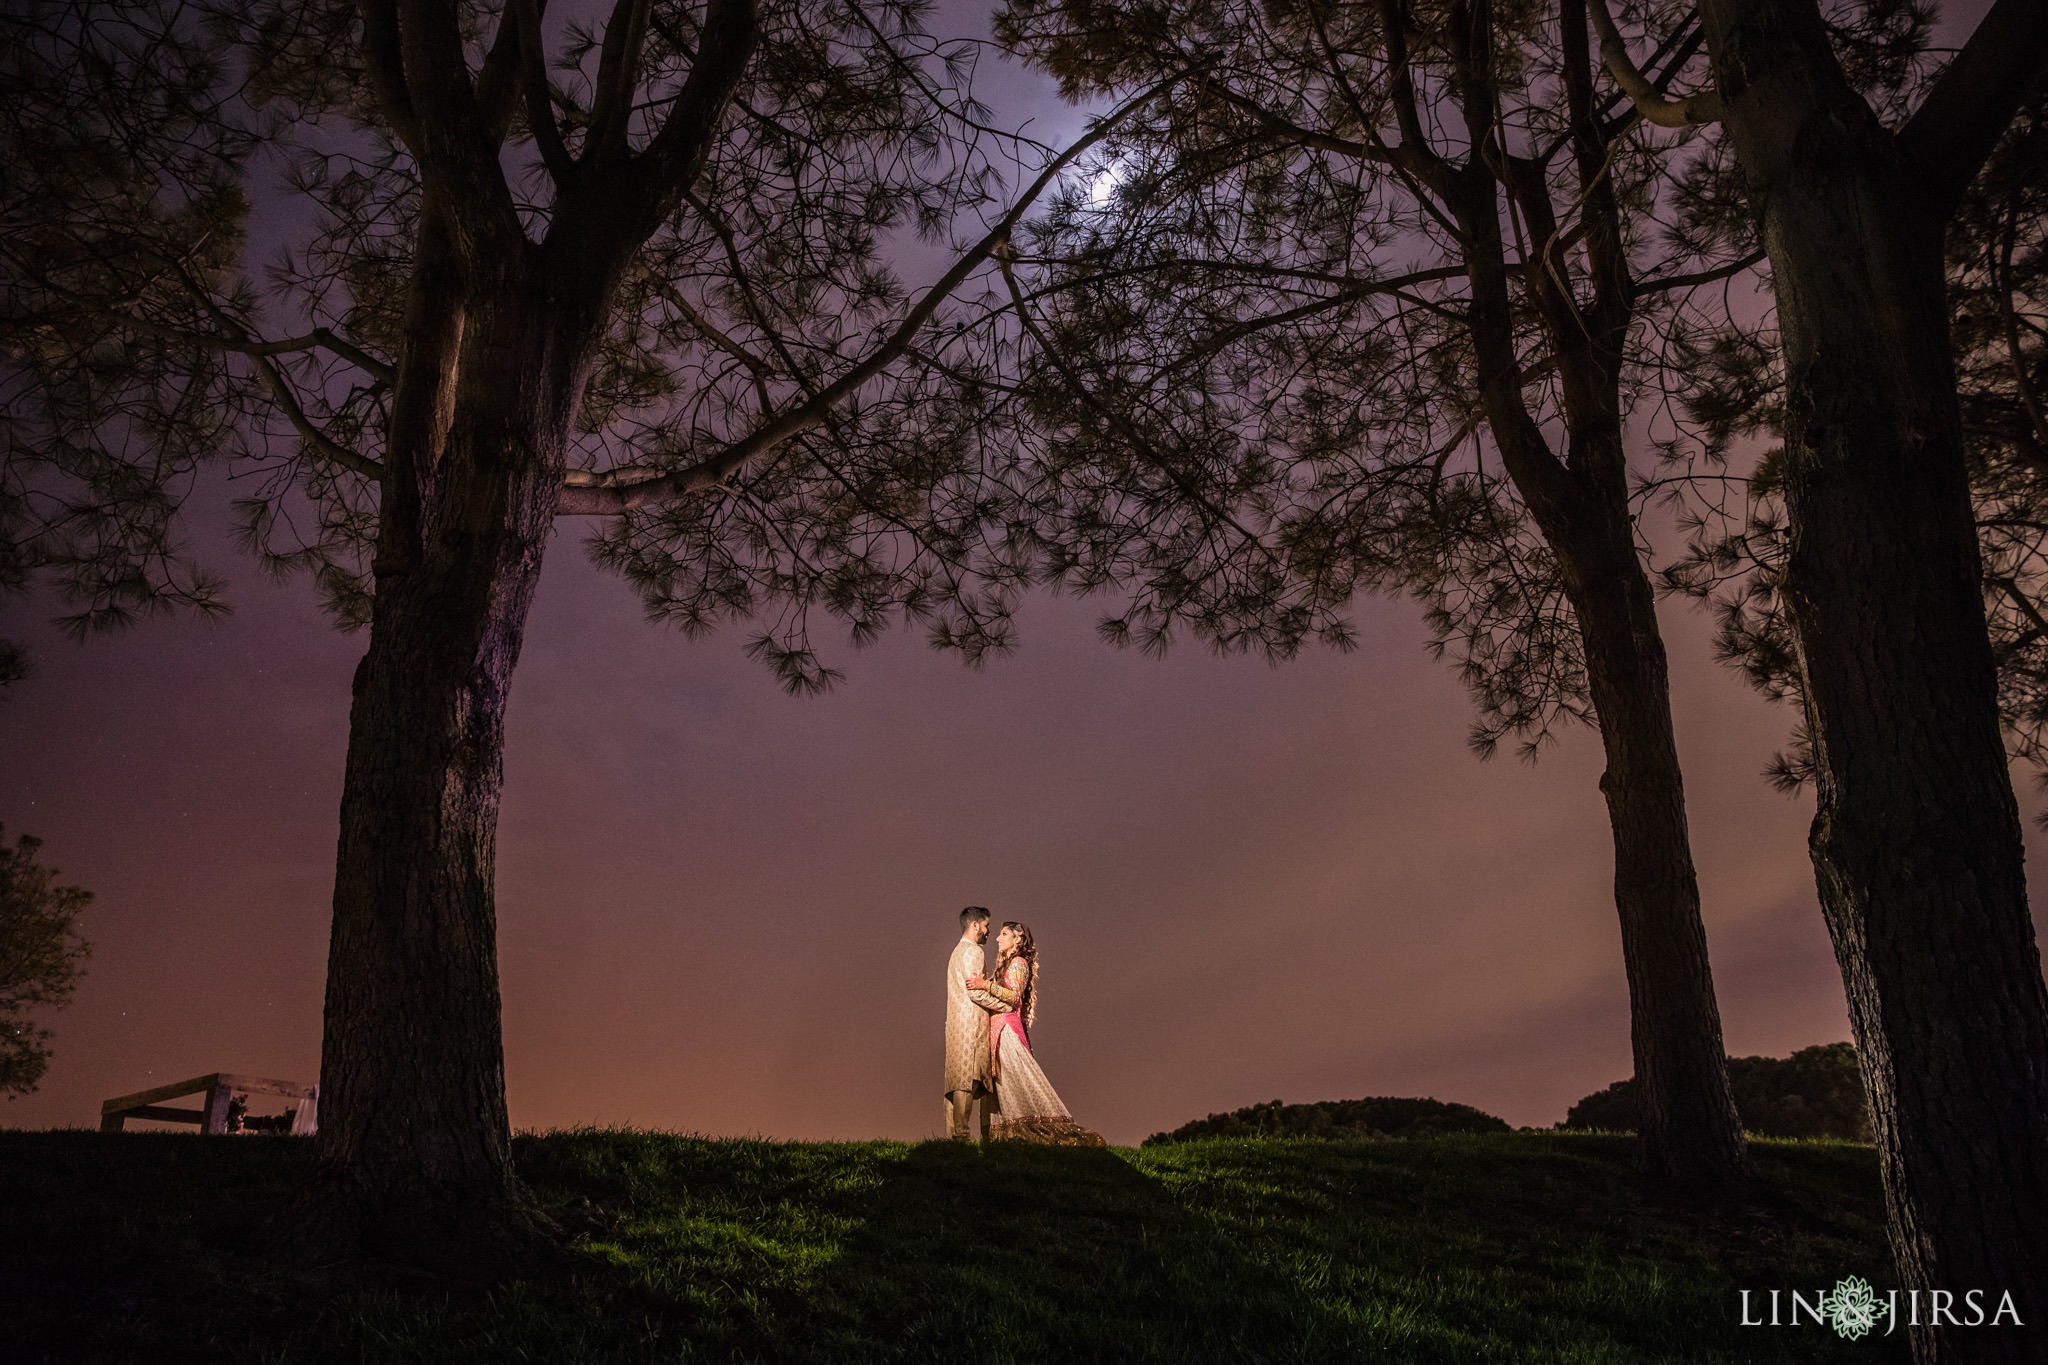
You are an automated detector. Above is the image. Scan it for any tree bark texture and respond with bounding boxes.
[305,0,757,1263]
[1571,538,1753,1192]
[1699,0,2048,1354]
[316,253,583,1260]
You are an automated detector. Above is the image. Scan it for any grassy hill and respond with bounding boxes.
[4,1128,1903,1363]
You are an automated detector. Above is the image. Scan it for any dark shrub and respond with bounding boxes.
[1142,1096,1510,1146]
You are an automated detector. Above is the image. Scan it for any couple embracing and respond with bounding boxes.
[943,906,1105,1146]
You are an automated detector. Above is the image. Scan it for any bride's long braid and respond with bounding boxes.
[1002,921,1039,1032]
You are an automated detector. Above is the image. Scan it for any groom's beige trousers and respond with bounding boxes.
[945,1082,998,1140]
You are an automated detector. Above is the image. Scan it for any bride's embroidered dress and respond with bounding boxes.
[984,953,1105,1146]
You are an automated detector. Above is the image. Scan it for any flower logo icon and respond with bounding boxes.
[1825,1276,1882,1340]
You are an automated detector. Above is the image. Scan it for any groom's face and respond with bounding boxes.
[970,918,989,943]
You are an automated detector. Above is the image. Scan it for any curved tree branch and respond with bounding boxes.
[95,310,397,386]
[1586,0,1722,128]
[1207,86,1389,164]
[248,352,387,482]
[161,262,385,481]
[391,0,527,255]
[1632,246,1765,296]
[355,0,421,153]
[629,0,759,219]
[512,0,578,188]
[586,0,654,166]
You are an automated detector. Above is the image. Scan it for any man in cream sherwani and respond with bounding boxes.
[945,906,1007,1140]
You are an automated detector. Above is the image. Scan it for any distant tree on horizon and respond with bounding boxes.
[0,829,93,1099]
[1144,1095,1510,1146]
[1561,1042,1871,1143]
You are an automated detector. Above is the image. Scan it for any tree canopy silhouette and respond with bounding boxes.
[0,830,93,1100]
[985,3,2048,1342]
[980,0,1859,1197]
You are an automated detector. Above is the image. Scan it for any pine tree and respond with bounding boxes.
[990,0,1771,1197]
[0,830,93,1099]
[0,0,1115,1266]
[1613,1,2048,1352]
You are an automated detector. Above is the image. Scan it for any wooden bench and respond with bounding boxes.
[100,1073,317,1135]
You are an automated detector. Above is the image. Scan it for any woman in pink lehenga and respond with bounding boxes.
[967,921,1105,1146]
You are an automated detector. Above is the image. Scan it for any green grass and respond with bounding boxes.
[3,1128,1905,1363]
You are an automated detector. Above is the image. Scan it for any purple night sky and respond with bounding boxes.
[4,0,2041,1147]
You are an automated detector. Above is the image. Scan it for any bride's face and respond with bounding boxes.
[997,926,1017,955]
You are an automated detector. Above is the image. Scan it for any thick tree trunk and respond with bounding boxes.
[1565,540,1753,1193]
[1700,3,2048,1356]
[297,0,755,1272]
[311,276,576,1269]
[1451,153,1754,1196]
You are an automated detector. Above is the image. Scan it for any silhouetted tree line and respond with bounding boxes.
[1561,1043,1870,1142]
[1143,1095,1510,1145]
